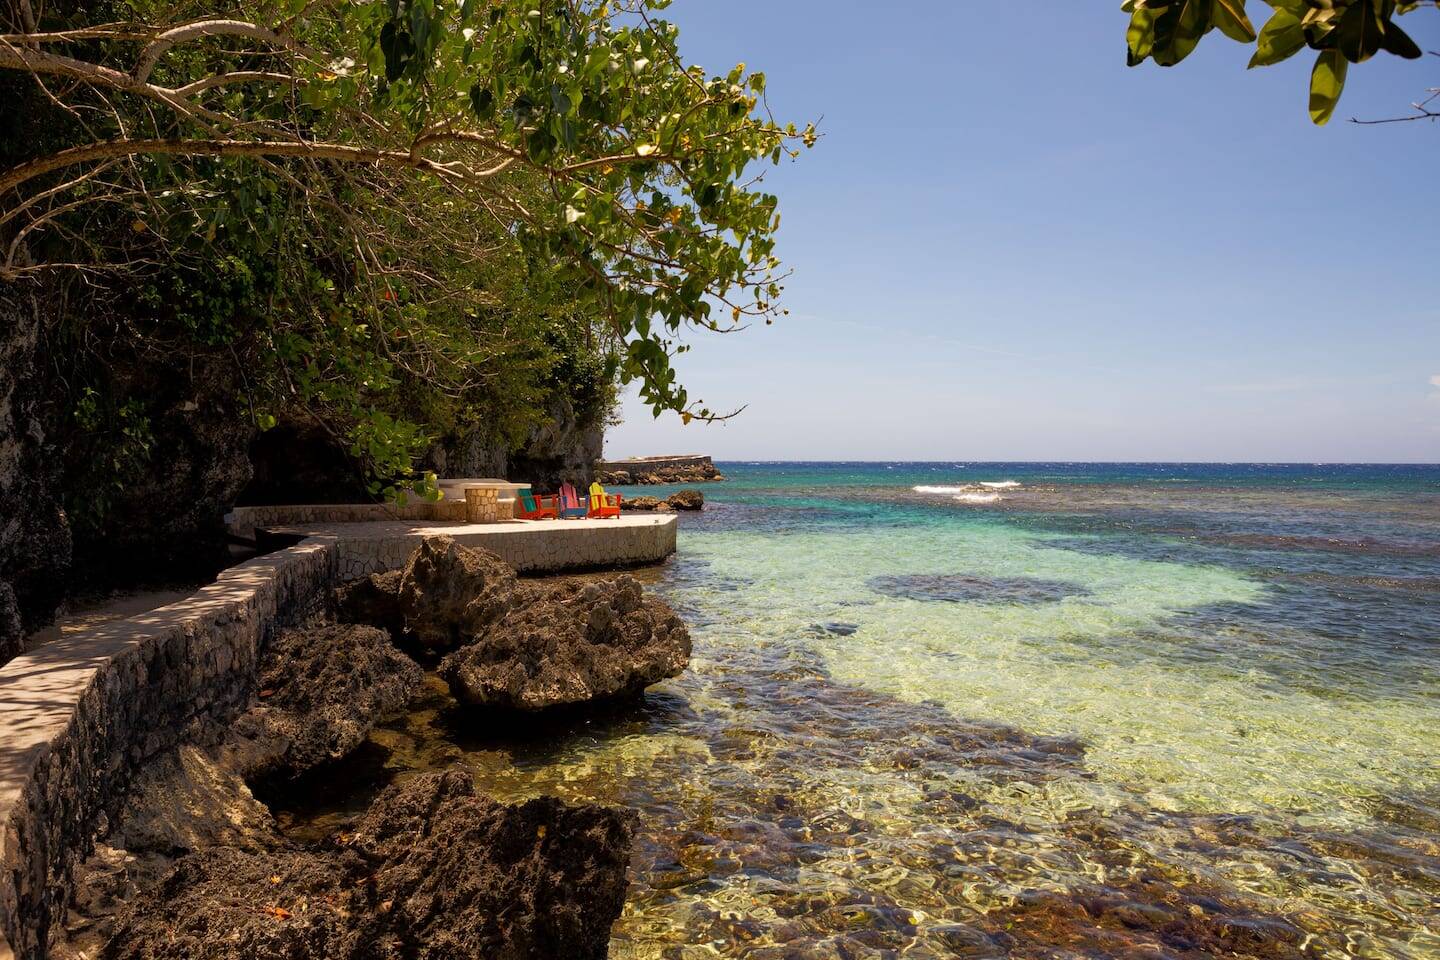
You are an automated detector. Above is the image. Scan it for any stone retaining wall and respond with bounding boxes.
[0,516,676,959]
[595,455,723,485]
[596,454,716,475]
[227,502,464,541]
[0,541,334,960]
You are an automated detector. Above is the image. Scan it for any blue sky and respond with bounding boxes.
[605,1,1439,463]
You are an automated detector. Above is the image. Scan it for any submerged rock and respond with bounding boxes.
[102,770,634,960]
[396,535,517,651]
[226,623,423,781]
[666,489,704,511]
[867,573,1091,605]
[440,575,690,711]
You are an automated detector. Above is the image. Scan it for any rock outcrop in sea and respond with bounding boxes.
[622,489,703,512]
[665,489,704,511]
[595,454,724,485]
[224,623,425,782]
[394,535,518,652]
[337,536,692,712]
[440,575,691,711]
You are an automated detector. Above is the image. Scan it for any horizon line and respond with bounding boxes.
[679,459,1440,467]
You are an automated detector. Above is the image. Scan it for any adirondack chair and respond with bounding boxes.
[515,487,557,520]
[588,481,622,519]
[557,482,589,519]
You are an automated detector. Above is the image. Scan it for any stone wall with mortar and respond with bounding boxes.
[0,541,334,960]
[227,502,462,541]
[596,454,717,476]
[0,516,676,959]
[288,516,680,580]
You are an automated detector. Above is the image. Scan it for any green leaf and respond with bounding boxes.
[1250,8,1307,65]
[379,21,412,82]
[1212,0,1258,41]
[1378,20,1423,58]
[469,83,495,117]
[1152,0,1212,66]
[1309,48,1348,124]
[1319,0,1385,62]
[1127,5,1160,63]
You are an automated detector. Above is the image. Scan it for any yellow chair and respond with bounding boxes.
[588,481,622,518]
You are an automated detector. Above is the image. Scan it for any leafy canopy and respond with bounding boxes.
[1,0,814,494]
[1121,0,1430,124]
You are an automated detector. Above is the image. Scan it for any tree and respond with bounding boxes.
[1121,0,1434,124]
[0,0,814,494]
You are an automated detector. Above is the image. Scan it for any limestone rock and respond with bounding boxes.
[396,536,517,651]
[654,501,676,514]
[597,469,633,485]
[110,744,280,856]
[440,575,690,711]
[333,568,404,634]
[623,495,663,511]
[103,770,634,960]
[666,489,704,511]
[225,623,423,781]
[349,770,635,959]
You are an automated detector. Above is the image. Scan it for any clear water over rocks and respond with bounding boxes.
[276,463,1440,958]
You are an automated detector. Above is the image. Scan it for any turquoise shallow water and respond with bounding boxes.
[280,463,1440,958]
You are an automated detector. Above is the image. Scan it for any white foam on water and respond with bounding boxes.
[953,492,1002,504]
[981,481,1021,489]
[913,485,968,495]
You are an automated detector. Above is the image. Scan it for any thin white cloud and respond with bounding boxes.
[1209,373,1405,395]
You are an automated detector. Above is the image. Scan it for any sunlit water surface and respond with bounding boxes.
[275,463,1440,959]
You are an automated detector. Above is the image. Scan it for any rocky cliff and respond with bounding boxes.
[0,287,71,659]
[0,281,609,661]
[432,394,605,494]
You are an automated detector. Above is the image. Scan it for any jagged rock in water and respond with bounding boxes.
[597,469,634,485]
[102,770,634,960]
[623,495,663,511]
[440,575,690,711]
[396,536,517,651]
[333,568,404,634]
[349,770,635,958]
[666,489,704,511]
[225,623,423,781]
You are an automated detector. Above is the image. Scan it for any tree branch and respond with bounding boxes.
[134,19,306,83]
[0,138,440,195]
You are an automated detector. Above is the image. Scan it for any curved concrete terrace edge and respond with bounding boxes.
[0,515,676,959]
